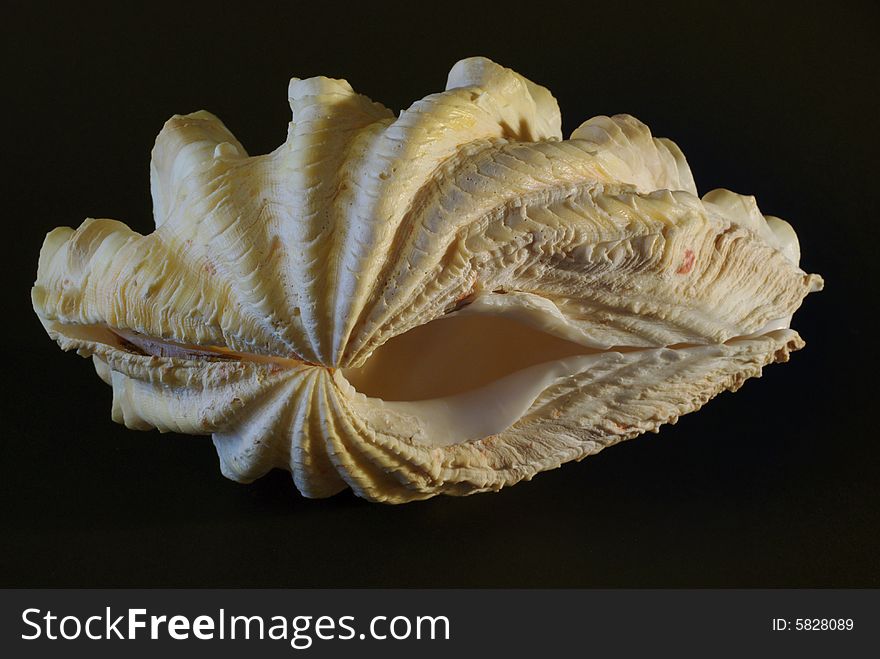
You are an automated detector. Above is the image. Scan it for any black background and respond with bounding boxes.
[2,1,877,587]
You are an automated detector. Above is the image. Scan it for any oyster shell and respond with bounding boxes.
[32,57,822,503]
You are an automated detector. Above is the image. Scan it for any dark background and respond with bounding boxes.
[2,0,877,587]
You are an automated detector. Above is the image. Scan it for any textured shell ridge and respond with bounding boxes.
[32,56,822,503]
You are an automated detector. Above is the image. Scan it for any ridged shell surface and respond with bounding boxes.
[32,57,822,502]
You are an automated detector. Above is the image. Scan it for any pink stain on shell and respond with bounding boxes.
[677,249,695,275]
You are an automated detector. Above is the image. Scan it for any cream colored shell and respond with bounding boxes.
[32,57,822,502]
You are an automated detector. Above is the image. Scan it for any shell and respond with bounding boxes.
[32,57,823,503]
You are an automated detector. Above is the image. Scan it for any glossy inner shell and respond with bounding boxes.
[341,312,611,401]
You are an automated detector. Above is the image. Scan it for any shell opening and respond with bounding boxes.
[337,294,796,446]
[340,312,611,402]
[339,310,624,446]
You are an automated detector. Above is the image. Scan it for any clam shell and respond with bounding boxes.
[32,57,822,502]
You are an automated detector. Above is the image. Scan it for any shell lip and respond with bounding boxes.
[41,301,801,398]
[39,319,313,372]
